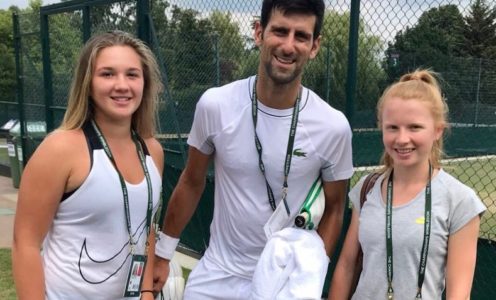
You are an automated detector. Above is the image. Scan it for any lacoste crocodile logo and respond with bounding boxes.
[293,148,307,157]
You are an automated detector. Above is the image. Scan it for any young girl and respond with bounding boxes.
[329,69,486,299]
[12,31,164,300]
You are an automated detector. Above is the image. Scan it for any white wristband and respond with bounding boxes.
[155,232,180,260]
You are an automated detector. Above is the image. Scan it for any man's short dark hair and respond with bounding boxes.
[260,0,325,39]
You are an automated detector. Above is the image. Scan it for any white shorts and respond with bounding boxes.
[183,257,252,300]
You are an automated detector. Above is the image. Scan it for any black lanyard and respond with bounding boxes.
[251,77,301,215]
[386,165,432,300]
[91,120,153,255]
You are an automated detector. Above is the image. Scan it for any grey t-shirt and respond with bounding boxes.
[350,169,486,300]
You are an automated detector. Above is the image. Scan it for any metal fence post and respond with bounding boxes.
[12,13,26,164]
[40,9,54,133]
[474,57,482,127]
[137,0,150,45]
[214,31,220,86]
[83,5,91,42]
[345,0,360,127]
[325,44,331,104]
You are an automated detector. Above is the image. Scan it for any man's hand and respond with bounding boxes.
[153,256,170,294]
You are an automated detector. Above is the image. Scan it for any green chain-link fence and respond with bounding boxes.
[3,0,495,298]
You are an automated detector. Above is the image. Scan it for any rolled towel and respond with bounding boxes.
[160,256,185,300]
[250,227,329,300]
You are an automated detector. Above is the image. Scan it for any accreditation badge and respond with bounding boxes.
[123,254,147,297]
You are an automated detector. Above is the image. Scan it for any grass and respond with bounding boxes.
[349,156,496,241]
[443,157,496,241]
[0,249,16,300]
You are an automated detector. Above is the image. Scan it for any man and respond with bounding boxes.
[153,0,354,298]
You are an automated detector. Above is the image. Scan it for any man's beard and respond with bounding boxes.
[263,61,302,85]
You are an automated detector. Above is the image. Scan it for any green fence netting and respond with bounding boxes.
[3,0,495,298]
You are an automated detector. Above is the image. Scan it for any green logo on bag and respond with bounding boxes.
[293,148,307,157]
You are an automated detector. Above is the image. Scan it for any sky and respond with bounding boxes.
[1,0,473,43]
[0,0,61,10]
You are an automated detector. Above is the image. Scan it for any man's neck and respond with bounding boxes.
[255,75,302,109]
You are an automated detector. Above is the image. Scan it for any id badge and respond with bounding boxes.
[264,199,291,239]
[123,254,147,297]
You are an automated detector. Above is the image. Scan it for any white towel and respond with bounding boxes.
[160,256,185,300]
[250,227,329,300]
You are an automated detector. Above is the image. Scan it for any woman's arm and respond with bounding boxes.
[328,208,361,300]
[445,215,481,300]
[143,137,164,296]
[140,229,156,300]
[12,131,77,299]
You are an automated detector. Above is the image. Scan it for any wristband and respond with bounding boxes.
[155,232,179,260]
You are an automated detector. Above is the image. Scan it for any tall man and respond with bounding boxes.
[154,0,354,298]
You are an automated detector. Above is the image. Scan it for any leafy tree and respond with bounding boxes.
[236,47,259,79]
[385,3,496,122]
[463,0,496,59]
[150,0,170,42]
[460,0,496,112]
[306,10,385,120]
[0,8,16,104]
[385,5,466,80]
[47,12,84,107]
[209,11,244,84]
[163,6,215,89]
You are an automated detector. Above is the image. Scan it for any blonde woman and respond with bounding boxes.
[13,31,163,300]
[329,70,486,300]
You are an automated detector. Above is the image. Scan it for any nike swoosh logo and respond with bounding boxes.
[78,218,147,284]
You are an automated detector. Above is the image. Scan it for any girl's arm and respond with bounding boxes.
[328,208,361,300]
[12,131,76,299]
[445,215,481,300]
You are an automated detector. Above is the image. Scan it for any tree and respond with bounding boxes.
[209,11,244,84]
[305,10,385,120]
[460,0,496,114]
[161,6,215,89]
[463,0,496,59]
[0,8,16,104]
[385,5,466,79]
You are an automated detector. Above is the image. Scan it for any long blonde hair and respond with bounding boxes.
[377,69,448,171]
[60,31,163,138]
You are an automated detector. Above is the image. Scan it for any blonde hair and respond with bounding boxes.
[60,30,163,138]
[377,69,448,171]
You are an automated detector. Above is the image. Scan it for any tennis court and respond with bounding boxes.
[352,155,496,241]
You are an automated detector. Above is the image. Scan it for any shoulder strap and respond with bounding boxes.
[351,172,381,296]
[134,133,150,156]
[359,172,381,209]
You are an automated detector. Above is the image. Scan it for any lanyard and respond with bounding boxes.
[251,76,301,215]
[91,120,153,254]
[385,164,432,300]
